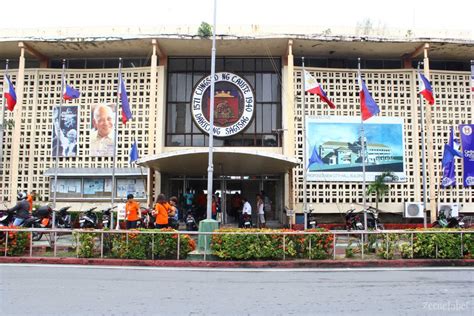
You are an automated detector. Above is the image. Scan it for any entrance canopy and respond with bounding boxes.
[137,148,299,176]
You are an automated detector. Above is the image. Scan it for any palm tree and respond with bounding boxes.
[367,171,394,212]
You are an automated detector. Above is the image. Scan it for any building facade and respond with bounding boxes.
[0,26,472,224]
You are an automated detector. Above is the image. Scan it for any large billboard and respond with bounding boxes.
[52,105,79,157]
[90,103,116,157]
[306,116,406,182]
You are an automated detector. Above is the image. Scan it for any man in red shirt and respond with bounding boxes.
[125,194,140,229]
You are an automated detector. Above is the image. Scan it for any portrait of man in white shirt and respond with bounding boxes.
[90,104,115,156]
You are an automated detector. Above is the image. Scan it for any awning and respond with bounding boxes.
[43,168,145,177]
[137,148,299,176]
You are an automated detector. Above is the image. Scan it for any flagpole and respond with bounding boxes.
[52,59,66,228]
[206,0,217,220]
[357,58,368,231]
[111,58,122,230]
[418,62,428,228]
[0,60,9,173]
[302,57,308,230]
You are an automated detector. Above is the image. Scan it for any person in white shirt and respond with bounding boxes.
[240,197,252,228]
[256,193,266,228]
[90,104,115,156]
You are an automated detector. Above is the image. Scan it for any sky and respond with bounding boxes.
[2,0,473,31]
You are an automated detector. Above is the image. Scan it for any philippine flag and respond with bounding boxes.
[304,70,336,109]
[418,72,434,105]
[358,76,380,121]
[308,145,324,169]
[118,73,132,124]
[129,140,139,164]
[63,80,80,100]
[3,74,17,111]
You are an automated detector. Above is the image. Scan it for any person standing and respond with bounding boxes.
[125,194,140,229]
[154,194,170,229]
[256,194,266,228]
[168,196,179,229]
[240,197,252,228]
[26,190,36,213]
[183,188,194,218]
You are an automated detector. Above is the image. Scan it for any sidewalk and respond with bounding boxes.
[1,256,473,268]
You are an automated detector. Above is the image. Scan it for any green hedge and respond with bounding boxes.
[0,227,30,256]
[74,228,196,259]
[211,228,334,260]
[399,229,474,259]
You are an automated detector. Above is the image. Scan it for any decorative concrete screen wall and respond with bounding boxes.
[293,67,473,213]
[0,67,153,202]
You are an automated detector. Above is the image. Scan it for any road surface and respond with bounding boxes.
[1,265,472,315]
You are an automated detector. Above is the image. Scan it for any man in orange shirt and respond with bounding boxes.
[125,194,140,229]
[26,191,36,213]
[154,194,170,229]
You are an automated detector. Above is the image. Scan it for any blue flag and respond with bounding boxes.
[308,145,323,169]
[129,141,139,164]
[441,127,461,188]
[118,72,132,124]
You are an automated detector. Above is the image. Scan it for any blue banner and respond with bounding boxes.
[460,124,474,187]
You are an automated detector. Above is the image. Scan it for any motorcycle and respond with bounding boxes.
[79,207,98,228]
[137,206,153,229]
[0,209,14,227]
[345,206,384,230]
[23,205,53,241]
[101,206,117,229]
[0,209,15,241]
[242,213,252,229]
[432,210,465,228]
[185,211,198,231]
[55,206,72,229]
[306,206,318,229]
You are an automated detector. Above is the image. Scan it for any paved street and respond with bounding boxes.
[1,265,473,316]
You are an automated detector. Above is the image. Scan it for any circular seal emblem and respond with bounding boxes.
[461,125,472,136]
[191,72,255,137]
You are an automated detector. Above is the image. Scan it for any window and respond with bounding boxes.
[166,57,282,147]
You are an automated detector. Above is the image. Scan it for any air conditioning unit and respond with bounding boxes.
[438,203,460,218]
[404,202,424,218]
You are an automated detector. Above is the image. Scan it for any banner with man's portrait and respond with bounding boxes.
[90,103,116,157]
[52,105,79,157]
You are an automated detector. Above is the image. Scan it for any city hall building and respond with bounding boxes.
[0,25,472,224]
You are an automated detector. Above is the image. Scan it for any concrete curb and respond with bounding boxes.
[1,257,473,268]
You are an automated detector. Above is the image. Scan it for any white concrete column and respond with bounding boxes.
[283,40,295,215]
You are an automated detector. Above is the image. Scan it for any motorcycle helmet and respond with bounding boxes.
[17,192,27,201]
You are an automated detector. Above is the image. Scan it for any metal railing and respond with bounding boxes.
[0,228,472,261]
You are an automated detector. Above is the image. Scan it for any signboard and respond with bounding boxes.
[90,103,116,157]
[460,124,474,187]
[52,105,79,157]
[306,116,406,182]
[191,72,255,137]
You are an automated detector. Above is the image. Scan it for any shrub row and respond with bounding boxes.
[73,228,196,259]
[211,228,334,260]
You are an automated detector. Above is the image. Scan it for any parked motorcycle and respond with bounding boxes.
[55,206,72,229]
[79,207,98,228]
[185,211,198,231]
[306,206,318,229]
[432,210,465,228]
[242,213,252,229]
[23,205,53,241]
[0,209,14,227]
[137,207,153,229]
[101,206,117,229]
[345,206,384,230]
